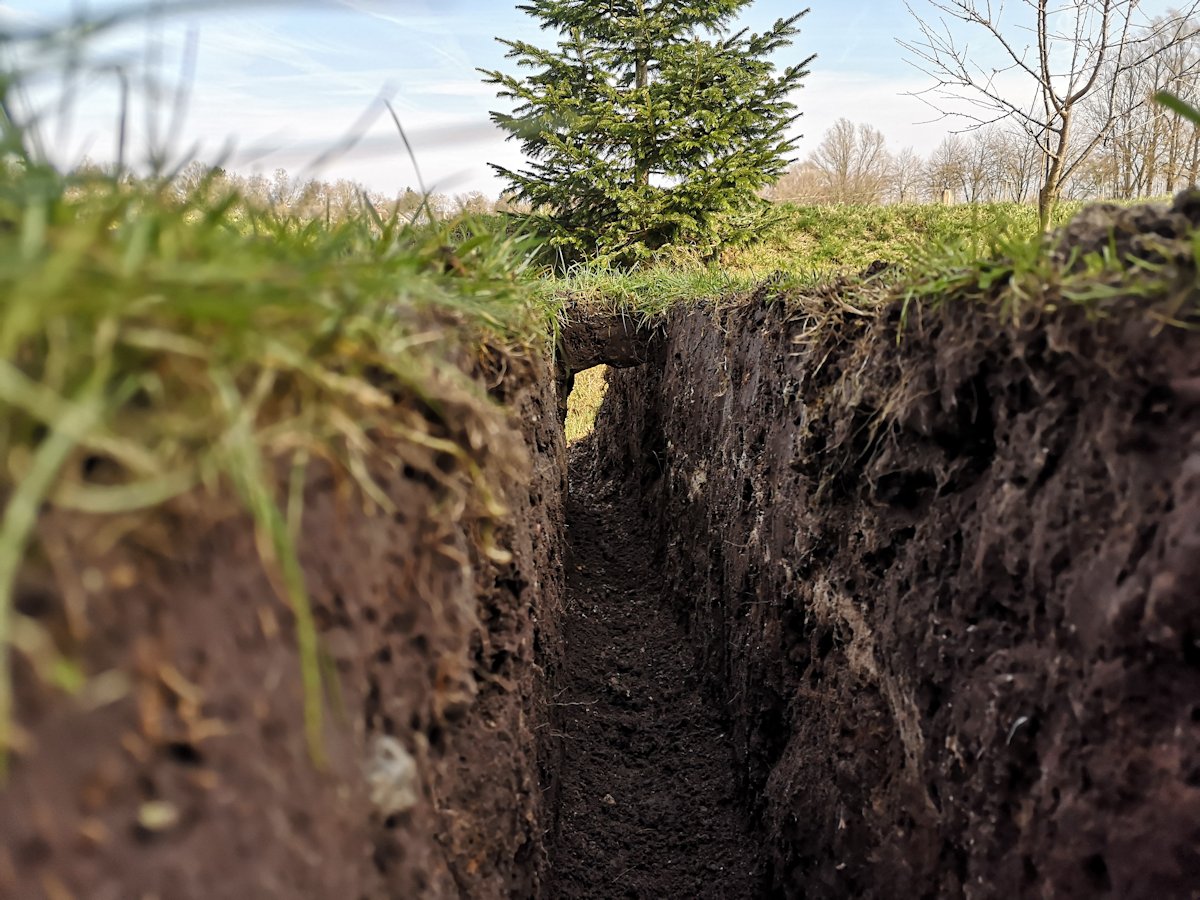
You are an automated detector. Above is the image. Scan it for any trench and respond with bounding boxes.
[542,213,1200,899]
[4,199,1198,898]
[547,318,766,895]
[544,447,764,898]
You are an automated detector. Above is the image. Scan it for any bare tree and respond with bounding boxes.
[1184,112,1200,188]
[990,125,1042,201]
[962,128,1002,201]
[889,146,926,203]
[452,190,494,215]
[901,0,1200,229]
[808,118,893,204]
[496,192,533,214]
[1087,19,1200,196]
[270,167,300,207]
[925,134,969,202]
[767,160,827,203]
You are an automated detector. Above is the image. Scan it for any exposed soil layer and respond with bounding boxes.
[589,206,1200,897]
[0,348,567,899]
[545,449,764,898]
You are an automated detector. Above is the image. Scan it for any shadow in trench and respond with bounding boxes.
[543,442,766,899]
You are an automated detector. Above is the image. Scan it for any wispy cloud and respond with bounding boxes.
[336,0,511,39]
[788,70,947,157]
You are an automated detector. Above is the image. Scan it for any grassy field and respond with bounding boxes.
[723,201,1082,272]
[549,200,1086,320]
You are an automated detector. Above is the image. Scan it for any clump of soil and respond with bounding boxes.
[545,451,764,899]
[588,200,1200,897]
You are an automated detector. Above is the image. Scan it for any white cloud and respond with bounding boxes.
[410,79,497,99]
[0,3,39,24]
[787,70,952,158]
[335,0,514,39]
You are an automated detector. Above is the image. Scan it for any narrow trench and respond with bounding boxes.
[545,444,764,899]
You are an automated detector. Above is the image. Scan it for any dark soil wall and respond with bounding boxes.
[0,348,567,899]
[590,288,1200,898]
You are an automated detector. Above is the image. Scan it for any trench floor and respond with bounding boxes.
[546,461,764,898]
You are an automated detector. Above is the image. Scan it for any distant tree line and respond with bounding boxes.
[162,162,527,223]
[769,120,1052,205]
[775,10,1200,207]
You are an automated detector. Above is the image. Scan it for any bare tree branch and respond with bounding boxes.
[900,0,1200,227]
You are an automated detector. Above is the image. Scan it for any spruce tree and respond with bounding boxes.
[480,2,814,267]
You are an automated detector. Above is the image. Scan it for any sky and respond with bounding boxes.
[0,0,1178,196]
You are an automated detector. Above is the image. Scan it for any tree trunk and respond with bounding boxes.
[1039,112,1072,232]
[633,0,650,189]
[635,56,649,188]
[1187,130,1200,187]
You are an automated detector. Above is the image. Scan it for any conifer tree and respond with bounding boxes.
[481,2,813,267]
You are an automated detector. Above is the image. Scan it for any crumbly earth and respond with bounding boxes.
[545,449,764,899]
[0,348,567,899]
[589,202,1200,898]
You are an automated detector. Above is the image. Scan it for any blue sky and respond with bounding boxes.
[0,1,1165,195]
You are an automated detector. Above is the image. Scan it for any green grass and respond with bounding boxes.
[564,366,609,443]
[547,196,1198,329]
[892,211,1200,332]
[0,155,544,770]
[544,200,1084,323]
[722,201,1081,273]
[544,200,1080,321]
[549,266,761,324]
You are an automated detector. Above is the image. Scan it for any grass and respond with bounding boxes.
[723,201,1082,272]
[544,200,1086,323]
[549,266,761,324]
[548,195,1197,323]
[893,212,1200,332]
[564,366,609,443]
[0,151,545,770]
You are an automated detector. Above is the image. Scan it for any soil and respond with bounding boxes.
[544,449,764,899]
[590,256,1200,899]
[0,347,567,899]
